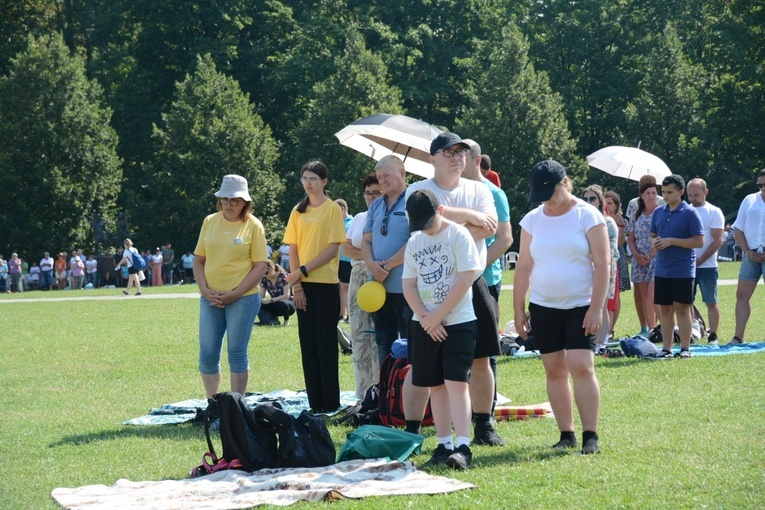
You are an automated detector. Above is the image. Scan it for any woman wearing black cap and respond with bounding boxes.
[512,160,610,454]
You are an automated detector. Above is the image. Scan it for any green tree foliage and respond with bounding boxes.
[702,0,765,203]
[287,28,404,216]
[0,33,122,257]
[1,0,763,256]
[518,0,640,156]
[348,0,489,129]
[623,24,708,179]
[0,0,50,76]
[149,54,283,250]
[458,23,578,221]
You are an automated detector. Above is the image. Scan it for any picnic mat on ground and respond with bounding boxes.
[686,342,765,356]
[51,458,475,509]
[647,342,765,358]
[123,390,359,426]
[495,402,553,421]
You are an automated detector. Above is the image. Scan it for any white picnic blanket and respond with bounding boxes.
[51,458,474,509]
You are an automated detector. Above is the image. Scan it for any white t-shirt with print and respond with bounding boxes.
[519,200,605,309]
[403,222,482,326]
[406,178,495,271]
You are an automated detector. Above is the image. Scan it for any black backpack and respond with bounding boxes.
[190,392,335,477]
[190,392,278,477]
[253,405,336,468]
[334,384,382,427]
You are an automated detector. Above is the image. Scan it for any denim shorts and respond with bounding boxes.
[739,255,765,282]
[693,267,718,304]
[198,293,260,374]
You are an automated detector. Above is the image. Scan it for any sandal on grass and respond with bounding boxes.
[729,336,744,344]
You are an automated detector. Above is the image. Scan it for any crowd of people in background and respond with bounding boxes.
[0,241,194,293]
[3,141,763,472]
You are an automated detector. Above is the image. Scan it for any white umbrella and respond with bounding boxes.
[586,146,671,182]
[334,113,442,178]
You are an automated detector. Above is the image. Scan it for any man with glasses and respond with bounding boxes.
[362,155,413,366]
[730,169,765,344]
[403,132,505,447]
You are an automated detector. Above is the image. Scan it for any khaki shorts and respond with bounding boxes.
[55,271,67,279]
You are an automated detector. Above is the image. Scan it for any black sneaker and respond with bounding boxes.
[582,436,600,455]
[707,332,718,345]
[421,444,453,470]
[445,444,472,470]
[472,424,506,446]
[654,349,674,359]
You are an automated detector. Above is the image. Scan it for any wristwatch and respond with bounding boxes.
[300,265,308,277]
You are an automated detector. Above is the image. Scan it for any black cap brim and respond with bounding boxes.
[529,186,556,203]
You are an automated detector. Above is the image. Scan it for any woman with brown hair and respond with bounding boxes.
[604,190,628,335]
[626,178,660,336]
[257,261,295,326]
[582,185,619,351]
[283,160,347,412]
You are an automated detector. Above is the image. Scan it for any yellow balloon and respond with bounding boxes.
[357,281,386,313]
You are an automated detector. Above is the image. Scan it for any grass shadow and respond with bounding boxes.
[49,423,205,448]
[594,357,644,368]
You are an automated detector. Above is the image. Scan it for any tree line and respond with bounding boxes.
[0,0,762,258]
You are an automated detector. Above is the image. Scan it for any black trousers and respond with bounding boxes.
[260,300,296,321]
[296,282,340,412]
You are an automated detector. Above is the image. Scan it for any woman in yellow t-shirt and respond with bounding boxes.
[193,174,269,400]
[284,160,347,412]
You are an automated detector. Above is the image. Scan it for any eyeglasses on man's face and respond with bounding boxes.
[300,176,321,184]
[363,190,383,198]
[756,182,765,189]
[220,198,243,206]
[436,148,468,159]
[583,195,598,203]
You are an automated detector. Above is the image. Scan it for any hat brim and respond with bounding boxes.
[214,190,252,202]
[529,185,556,203]
[430,142,470,156]
[409,214,436,233]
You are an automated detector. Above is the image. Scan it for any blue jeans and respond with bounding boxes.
[40,270,53,289]
[739,254,765,282]
[198,293,260,374]
[372,293,412,365]
[693,267,718,304]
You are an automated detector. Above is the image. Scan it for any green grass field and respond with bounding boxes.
[1,262,763,509]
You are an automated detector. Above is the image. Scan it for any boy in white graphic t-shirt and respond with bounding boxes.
[402,189,482,471]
